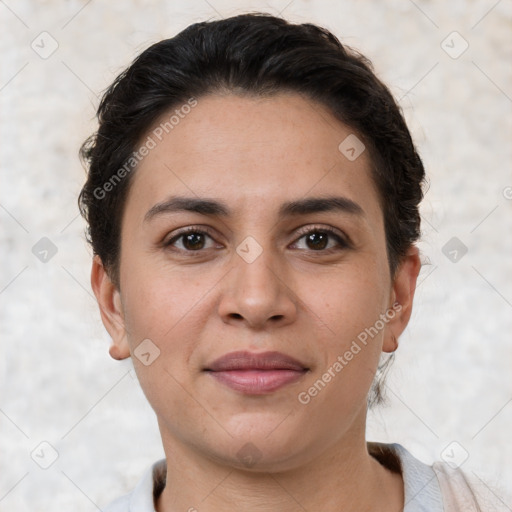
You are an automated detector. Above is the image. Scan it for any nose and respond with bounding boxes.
[217,246,298,330]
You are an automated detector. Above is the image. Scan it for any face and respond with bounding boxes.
[92,92,420,472]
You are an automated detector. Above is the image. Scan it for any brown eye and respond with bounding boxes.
[181,232,206,250]
[165,228,219,252]
[292,227,350,252]
[304,232,329,250]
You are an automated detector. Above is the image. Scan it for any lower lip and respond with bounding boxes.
[207,369,307,394]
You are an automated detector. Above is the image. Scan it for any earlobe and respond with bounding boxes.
[90,256,131,360]
[109,343,128,360]
[383,333,398,353]
[382,246,422,353]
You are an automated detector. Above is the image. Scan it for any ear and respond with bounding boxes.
[382,246,421,353]
[90,255,131,360]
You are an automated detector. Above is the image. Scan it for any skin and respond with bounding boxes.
[91,92,421,511]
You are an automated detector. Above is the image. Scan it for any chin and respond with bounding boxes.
[208,416,316,472]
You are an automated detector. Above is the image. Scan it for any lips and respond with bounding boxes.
[204,351,309,395]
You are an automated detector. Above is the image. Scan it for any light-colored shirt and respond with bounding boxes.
[102,442,503,511]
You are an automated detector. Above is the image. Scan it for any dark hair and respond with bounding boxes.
[79,12,425,406]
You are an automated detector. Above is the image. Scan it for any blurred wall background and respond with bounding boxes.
[1,0,511,510]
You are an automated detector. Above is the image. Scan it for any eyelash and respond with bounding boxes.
[163,225,351,255]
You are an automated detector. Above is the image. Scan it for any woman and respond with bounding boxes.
[79,12,490,512]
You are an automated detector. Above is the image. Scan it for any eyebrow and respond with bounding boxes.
[144,195,365,222]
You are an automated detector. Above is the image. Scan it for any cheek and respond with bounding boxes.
[119,266,200,373]
[120,248,208,336]
[300,261,390,341]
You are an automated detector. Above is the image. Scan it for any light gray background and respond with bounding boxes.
[1,1,511,510]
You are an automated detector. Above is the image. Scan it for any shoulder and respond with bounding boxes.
[431,459,511,511]
[102,459,167,512]
[370,442,510,512]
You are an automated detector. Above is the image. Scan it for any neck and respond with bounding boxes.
[155,416,403,512]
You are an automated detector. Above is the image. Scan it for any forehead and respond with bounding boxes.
[125,92,381,223]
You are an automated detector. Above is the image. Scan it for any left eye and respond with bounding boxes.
[292,229,348,251]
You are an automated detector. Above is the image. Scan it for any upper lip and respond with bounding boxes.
[205,350,308,372]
